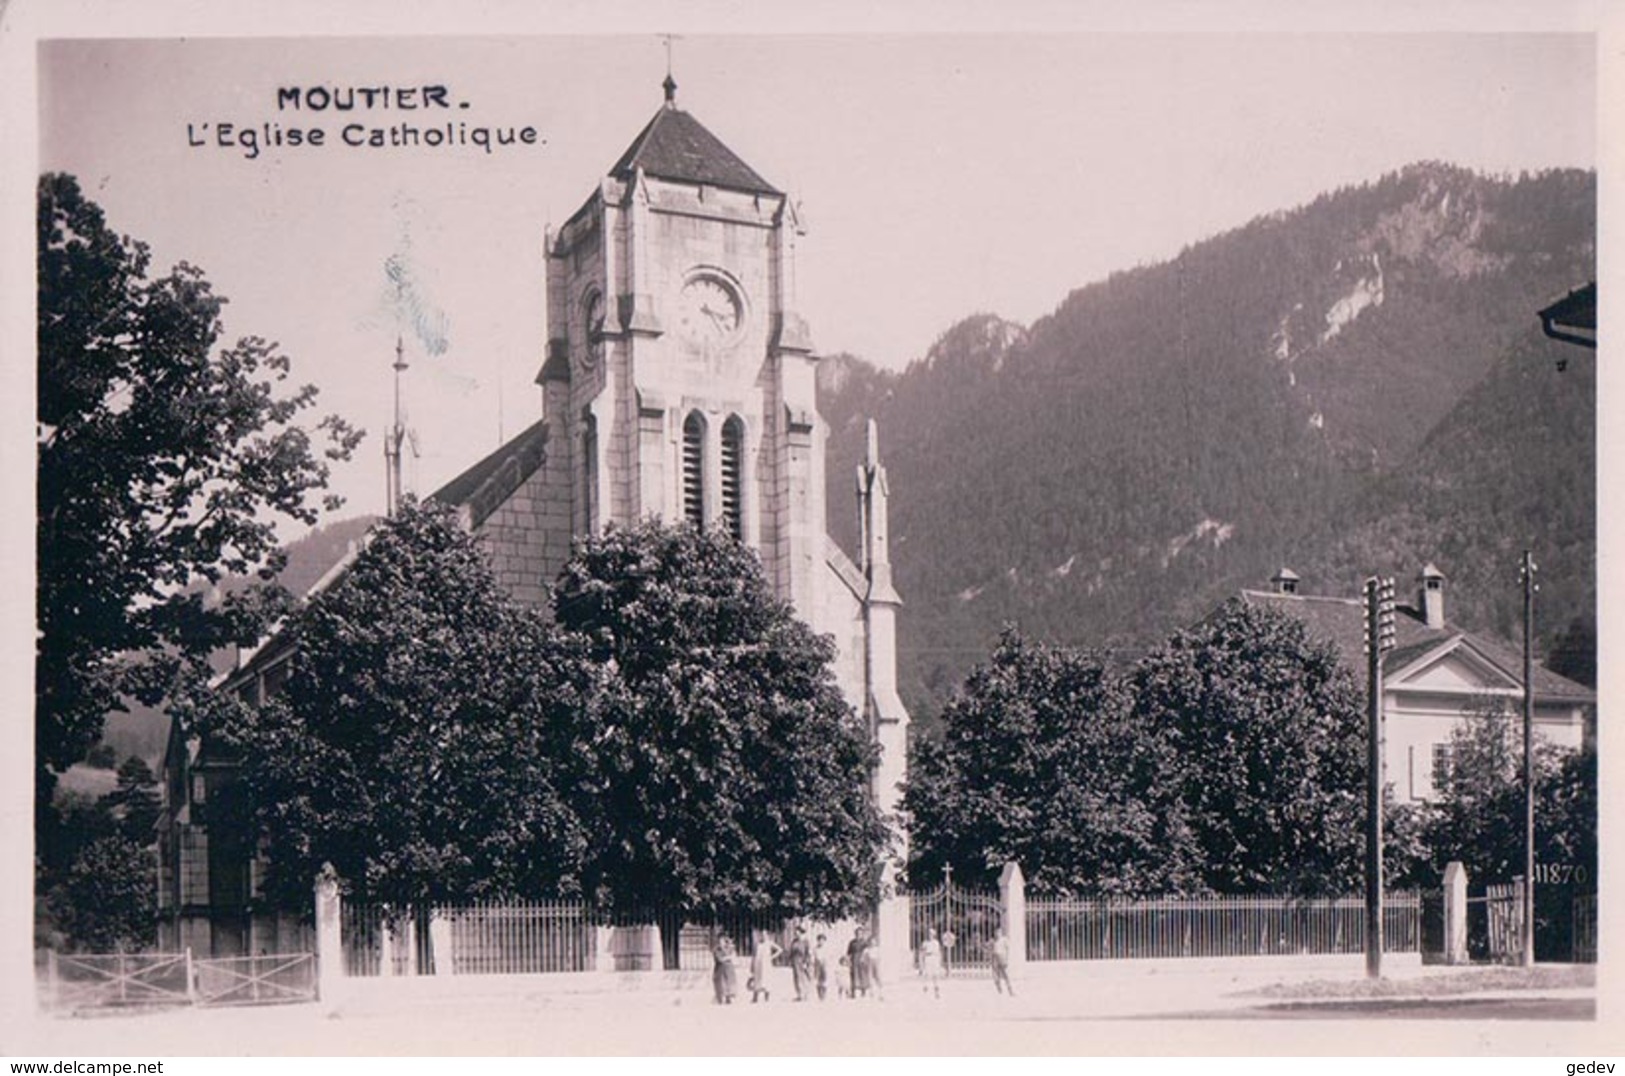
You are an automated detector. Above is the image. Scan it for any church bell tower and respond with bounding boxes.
[539,75,824,613]
[532,78,909,965]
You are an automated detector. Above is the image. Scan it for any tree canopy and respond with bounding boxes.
[208,512,887,923]
[1130,600,1367,896]
[201,500,585,908]
[554,521,888,922]
[903,627,1199,896]
[36,173,362,799]
[906,602,1373,897]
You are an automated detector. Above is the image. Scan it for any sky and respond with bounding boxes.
[26,25,1598,526]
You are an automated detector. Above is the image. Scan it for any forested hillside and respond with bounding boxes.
[822,163,1595,725]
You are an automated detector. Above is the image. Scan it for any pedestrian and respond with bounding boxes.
[988,928,1014,996]
[939,926,956,976]
[789,923,813,1001]
[712,933,738,1004]
[917,928,943,998]
[749,929,782,1003]
[865,934,885,1002]
[813,933,832,1000]
[845,925,872,998]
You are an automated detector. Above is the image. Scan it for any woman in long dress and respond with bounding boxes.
[749,930,782,1003]
[789,924,813,1001]
[845,926,872,998]
[712,933,738,1004]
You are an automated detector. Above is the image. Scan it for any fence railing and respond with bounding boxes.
[1024,893,1421,961]
[42,950,317,1012]
[340,899,796,977]
[1482,881,1524,963]
[1572,892,1596,964]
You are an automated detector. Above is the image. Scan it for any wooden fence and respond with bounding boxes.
[1025,893,1422,961]
[43,950,317,1012]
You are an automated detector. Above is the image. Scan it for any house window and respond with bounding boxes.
[721,415,744,539]
[1431,743,1456,791]
[682,412,706,527]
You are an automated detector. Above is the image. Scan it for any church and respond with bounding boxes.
[158,77,912,961]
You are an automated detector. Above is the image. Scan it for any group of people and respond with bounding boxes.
[709,923,885,1005]
[710,922,1014,1005]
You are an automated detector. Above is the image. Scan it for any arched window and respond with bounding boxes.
[720,416,745,540]
[581,409,597,531]
[682,411,706,527]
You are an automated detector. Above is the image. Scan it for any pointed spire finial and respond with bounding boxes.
[661,34,680,107]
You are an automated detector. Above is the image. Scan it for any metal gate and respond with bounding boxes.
[46,951,191,1011]
[194,952,317,1007]
[909,879,1002,975]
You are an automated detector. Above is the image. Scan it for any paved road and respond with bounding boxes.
[8,958,1614,1056]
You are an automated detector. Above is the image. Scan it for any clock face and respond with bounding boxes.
[677,276,743,346]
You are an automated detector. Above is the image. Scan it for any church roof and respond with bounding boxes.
[609,103,780,196]
[431,415,550,528]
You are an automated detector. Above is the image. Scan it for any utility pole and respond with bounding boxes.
[1363,575,1396,979]
[1521,550,1537,967]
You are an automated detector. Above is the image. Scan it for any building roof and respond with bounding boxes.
[609,101,780,196]
[1238,588,1594,704]
[430,415,550,529]
[1538,282,1596,332]
[1538,281,1597,350]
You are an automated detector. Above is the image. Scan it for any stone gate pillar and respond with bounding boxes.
[1443,861,1468,965]
[314,866,344,1004]
[999,861,1026,974]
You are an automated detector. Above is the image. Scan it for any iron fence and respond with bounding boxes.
[340,899,797,976]
[1482,881,1523,963]
[908,883,1002,975]
[1025,893,1421,961]
[1573,892,1596,964]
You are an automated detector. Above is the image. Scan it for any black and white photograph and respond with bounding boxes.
[4,0,1617,1062]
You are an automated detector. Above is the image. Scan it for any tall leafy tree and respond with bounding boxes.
[37,173,362,803]
[200,500,586,908]
[48,836,157,952]
[1131,600,1367,896]
[1412,699,1594,958]
[552,521,888,926]
[1417,697,1577,885]
[903,627,1200,896]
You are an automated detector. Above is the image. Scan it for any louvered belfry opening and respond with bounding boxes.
[682,411,705,527]
[721,416,744,540]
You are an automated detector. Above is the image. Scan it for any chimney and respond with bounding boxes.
[1418,562,1447,629]
[1271,568,1300,595]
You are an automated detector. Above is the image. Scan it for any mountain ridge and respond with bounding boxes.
[820,161,1596,725]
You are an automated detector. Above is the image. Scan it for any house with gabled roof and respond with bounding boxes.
[1242,564,1593,802]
